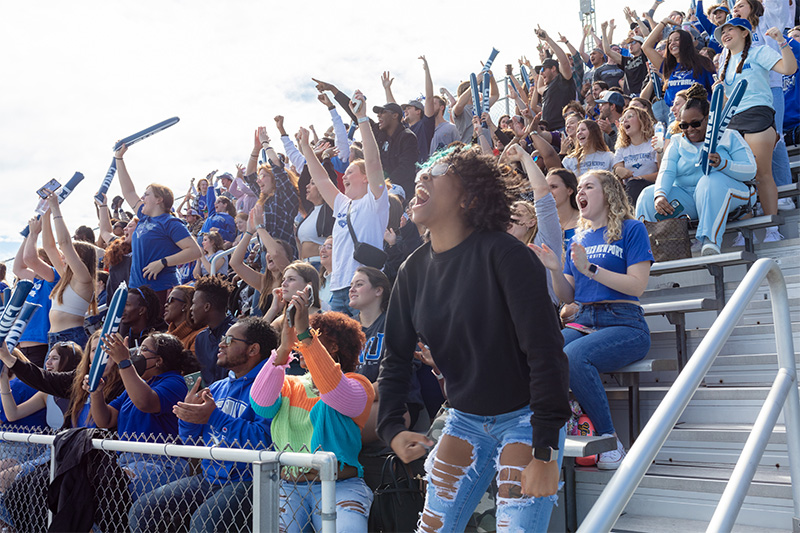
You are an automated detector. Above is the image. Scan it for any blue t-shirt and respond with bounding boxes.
[782,39,800,131]
[564,218,654,302]
[724,45,781,112]
[200,212,237,243]
[19,268,59,344]
[109,371,187,440]
[662,62,715,106]
[130,205,192,291]
[0,378,48,430]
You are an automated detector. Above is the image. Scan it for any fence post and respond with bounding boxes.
[252,460,280,532]
[48,441,55,528]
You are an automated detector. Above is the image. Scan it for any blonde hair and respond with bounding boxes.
[568,120,610,166]
[616,106,655,150]
[511,200,538,245]
[576,170,634,244]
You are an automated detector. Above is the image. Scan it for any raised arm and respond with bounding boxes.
[94,194,115,244]
[114,144,143,212]
[276,115,307,173]
[578,25,592,64]
[40,211,64,278]
[381,71,397,104]
[538,27,573,80]
[766,28,799,76]
[13,236,34,281]
[644,19,680,71]
[351,91,387,200]
[421,56,436,118]
[229,210,265,292]
[22,219,55,282]
[452,83,473,118]
[297,127,340,208]
[601,21,623,64]
[47,193,92,284]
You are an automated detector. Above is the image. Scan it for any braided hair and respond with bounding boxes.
[682,83,710,116]
[719,32,751,84]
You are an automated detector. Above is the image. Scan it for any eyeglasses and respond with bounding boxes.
[415,162,452,184]
[166,296,185,305]
[678,120,704,130]
[139,345,157,356]
[55,342,76,357]
[220,335,251,347]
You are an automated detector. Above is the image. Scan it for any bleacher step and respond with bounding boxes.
[611,513,781,533]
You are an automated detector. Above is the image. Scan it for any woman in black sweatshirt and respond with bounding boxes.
[376,144,571,532]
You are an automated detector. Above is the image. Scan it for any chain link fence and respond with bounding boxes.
[0,427,338,533]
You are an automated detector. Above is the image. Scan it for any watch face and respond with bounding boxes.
[533,447,555,462]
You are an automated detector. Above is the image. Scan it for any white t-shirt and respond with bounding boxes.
[330,187,390,291]
[723,45,781,112]
[613,142,659,179]
[296,204,326,246]
[562,151,615,177]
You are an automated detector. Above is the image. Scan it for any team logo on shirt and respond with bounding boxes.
[359,333,384,365]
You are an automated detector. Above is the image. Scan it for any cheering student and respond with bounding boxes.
[114,143,203,307]
[377,144,570,532]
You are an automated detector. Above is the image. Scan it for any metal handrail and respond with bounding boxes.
[209,235,259,277]
[579,258,800,532]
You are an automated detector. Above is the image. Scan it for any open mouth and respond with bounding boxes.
[414,187,430,207]
[578,197,589,210]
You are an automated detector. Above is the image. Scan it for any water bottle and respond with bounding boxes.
[654,122,665,151]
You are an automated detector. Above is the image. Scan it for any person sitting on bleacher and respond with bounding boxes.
[129,317,277,533]
[532,170,653,470]
[635,84,757,256]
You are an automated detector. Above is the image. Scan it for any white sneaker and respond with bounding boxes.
[755,202,764,216]
[597,437,626,470]
[732,231,758,247]
[763,228,785,243]
[690,238,702,253]
[777,198,796,211]
[701,241,720,256]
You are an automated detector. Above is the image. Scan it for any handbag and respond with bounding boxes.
[641,215,691,262]
[347,202,387,269]
[368,454,425,532]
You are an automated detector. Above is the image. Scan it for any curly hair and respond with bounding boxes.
[104,234,133,268]
[576,170,635,243]
[128,285,163,329]
[195,275,233,313]
[615,106,655,150]
[147,332,199,375]
[682,83,710,116]
[423,144,524,233]
[310,312,365,374]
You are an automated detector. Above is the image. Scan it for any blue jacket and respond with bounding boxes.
[783,38,800,131]
[180,359,272,485]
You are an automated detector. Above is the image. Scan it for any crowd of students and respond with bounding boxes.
[0,1,798,531]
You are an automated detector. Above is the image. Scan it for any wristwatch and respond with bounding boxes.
[588,264,598,277]
[118,359,133,370]
[161,257,168,267]
[533,446,558,463]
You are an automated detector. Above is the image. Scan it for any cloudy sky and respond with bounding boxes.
[0,0,690,263]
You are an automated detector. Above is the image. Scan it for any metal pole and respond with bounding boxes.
[767,266,800,532]
[578,259,778,532]
[252,460,280,533]
[707,369,794,531]
[314,451,339,533]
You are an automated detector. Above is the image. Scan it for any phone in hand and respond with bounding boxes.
[565,322,596,335]
[286,284,315,329]
[37,179,61,198]
[184,371,203,390]
[654,199,685,221]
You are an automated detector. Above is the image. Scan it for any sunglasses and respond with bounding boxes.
[166,296,185,305]
[219,335,251,347]
[678,120,704,130]
[415,162,452,184]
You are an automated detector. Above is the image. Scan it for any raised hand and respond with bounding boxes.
[257,126,270,146]
[311,77,337,93]
[418,55,429,71]
[317,93,333,108]
[350,90,367,119]
[601,20,609,32]
[381,71,394,89]
[558,33,569,43]
[765,27,786,43]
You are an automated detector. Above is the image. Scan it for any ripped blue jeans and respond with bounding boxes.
[420,406,566,532]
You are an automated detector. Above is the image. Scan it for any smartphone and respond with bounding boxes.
[565,322,596,335]
[287,284,314,329]
[654,199,684,221]
[37,179,61,198]
[184,371,203,390]
[351,95,363,114]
